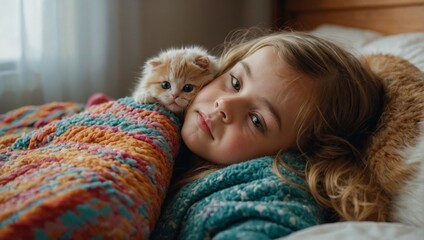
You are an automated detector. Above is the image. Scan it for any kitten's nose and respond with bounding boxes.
[172,93,179,99]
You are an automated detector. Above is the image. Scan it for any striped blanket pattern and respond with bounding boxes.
[0,97,181,239]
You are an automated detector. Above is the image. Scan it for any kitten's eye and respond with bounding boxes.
[161,81,171,89]
[231,75,240,91]
[249,113,264,131]
[183,84,194,92]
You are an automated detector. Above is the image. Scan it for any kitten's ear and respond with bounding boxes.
[194,56,210,69]
[148,59,162,68]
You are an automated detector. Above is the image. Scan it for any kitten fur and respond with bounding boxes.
[132,46,218,113]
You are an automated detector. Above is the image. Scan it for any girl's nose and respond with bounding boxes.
[215,96,245,123]
[214,98,229,122]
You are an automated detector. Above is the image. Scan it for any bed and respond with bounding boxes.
[1,0,424,239]
[272,0,424,239]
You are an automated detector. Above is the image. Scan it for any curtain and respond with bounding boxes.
[0,0,143,113]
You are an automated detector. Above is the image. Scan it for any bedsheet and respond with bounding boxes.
[281,221,424,240]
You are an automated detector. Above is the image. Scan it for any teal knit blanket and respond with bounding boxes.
[152,153,328,239]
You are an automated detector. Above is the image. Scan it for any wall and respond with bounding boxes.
[139,0,272,59]
[115,0,272,98]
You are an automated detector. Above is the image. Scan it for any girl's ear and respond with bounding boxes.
[194,56,210,69]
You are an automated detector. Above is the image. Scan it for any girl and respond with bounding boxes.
[152,31,386,239]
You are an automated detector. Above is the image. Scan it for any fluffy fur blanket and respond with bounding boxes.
[362,54,424,226]
[0,97,181,239]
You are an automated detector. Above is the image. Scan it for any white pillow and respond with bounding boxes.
[310,24,424,72]
[310,24,383,51]
[360,32,424,72]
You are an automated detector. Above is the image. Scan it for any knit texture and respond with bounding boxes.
[0,97,181,239]
[152,153,328,240]
[0,101,84,149]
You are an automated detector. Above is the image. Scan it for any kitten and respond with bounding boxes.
[132,46,218,113]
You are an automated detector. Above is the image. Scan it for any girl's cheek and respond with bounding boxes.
[195,88,218,103]
[199,77,225,100]
[222,140,253,164]
[194,92,209,102]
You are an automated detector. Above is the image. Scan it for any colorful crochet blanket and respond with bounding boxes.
[152,154,328,240]
[0,97,181,239]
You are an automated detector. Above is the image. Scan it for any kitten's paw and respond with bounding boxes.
[133,93,155,104]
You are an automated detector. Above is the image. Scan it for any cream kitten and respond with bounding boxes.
[132,46,218,113]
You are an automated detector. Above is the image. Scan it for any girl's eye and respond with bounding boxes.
[231,75,241,91]
[250,113,264,130]
[161,81,171,89]
[183,84,194,92]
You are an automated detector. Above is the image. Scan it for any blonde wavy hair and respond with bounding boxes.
[174,30,386,222]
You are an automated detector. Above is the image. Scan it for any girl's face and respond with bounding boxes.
[182,46,310,165]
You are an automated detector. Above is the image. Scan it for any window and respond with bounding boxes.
[0,0,42,76]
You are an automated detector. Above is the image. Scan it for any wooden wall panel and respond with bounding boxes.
[275,0,424,34]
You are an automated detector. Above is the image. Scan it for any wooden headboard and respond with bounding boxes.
[273,0,424,34]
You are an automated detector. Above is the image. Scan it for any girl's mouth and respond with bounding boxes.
[197,112,214,139]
